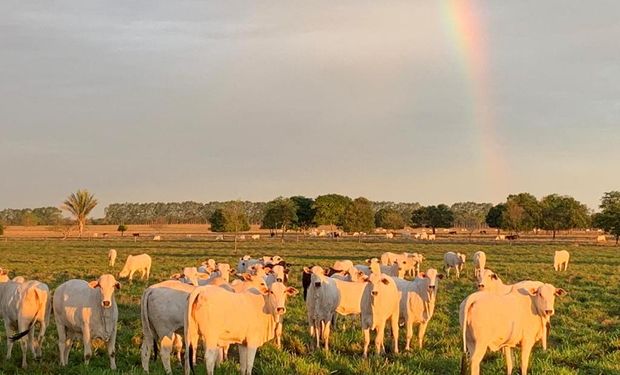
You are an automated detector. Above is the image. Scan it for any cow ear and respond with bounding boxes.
[229,269,237,275]
[241,273,252,281]
[491,274,499,280]
[115,282,121,290]
[285,287,299,296]
[554,288,567,297]
[303,267,311,273]
[437,274,445,280]
[417,272,426,278]
[381,278,390,285]
[284,269,290,274]
[88,280,99,289]
[528,288,538,296]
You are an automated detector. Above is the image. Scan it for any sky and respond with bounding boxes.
[1,1,619,217]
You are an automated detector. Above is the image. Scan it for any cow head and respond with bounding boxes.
[529,283,567,318]
[476,269,501,290]
[271,265,286,283]
[418,268,444,295]
[458,253,466,266]
[182,267,199,286]
[366,272,392,297]
[267,281,298,321]
[117,255,133,278]
[89,274,120,309]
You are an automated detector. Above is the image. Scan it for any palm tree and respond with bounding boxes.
[62,189,98,237]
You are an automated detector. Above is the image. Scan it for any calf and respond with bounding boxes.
[119,253,152,281]
[53,274,120,369]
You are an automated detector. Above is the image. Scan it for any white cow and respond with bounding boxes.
[108,249,117,267]
[184,281,297,375]
[419,232,428,240]
[473,251,486,279]
[305,266,340,351]
[53,274,120,369]
[153,235,161,241]
[0,279,52,368]
[394,268,444,350]
[596,234,606,243]
[360,272,400,357]
[215,235,224,241]
[140,280,197,374]
[444,252,466,278]
[428,234,436,241]
[460,283,567,375]
[495,234,506,241]
[250,234,260,240]
[385,233,394,239]
[119,253,152,281]
[553,250,570,271]
[198,259,217,274]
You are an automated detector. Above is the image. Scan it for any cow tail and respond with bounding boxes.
[140,288,158,360]
[185,287,202,375]
[10,287,44,342]
[460,351,469,375]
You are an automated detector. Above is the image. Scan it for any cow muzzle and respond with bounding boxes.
[102,300,111,308]
[276,307,286,314]
[371,290,378,296]
[478,284,485,289]
[544,309,554,316]
[428,285,436,290]
[276,278,283,283]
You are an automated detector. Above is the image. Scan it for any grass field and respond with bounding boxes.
[0,239,618,374]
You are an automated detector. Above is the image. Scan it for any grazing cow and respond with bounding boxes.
[184,282,297,375]
[108,249,117,267]
[0,279,52,368]
[495,235,506,241]
[53,274,120,369]
[140,280,197,374]
[394,269,444,350]
[596,235,606,243]
[553,250,570,271]
[444,252,466,278]
[428,234,436,241]
[360,272,400,357]
[472,251,486,279]
[305,266,340,351]
[460,283,567,375]
[119,254,152,281]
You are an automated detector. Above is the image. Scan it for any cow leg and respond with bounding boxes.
[418,321,428,349]
[503,347,513,375]
[147,266,151,280]
[375,322,386,355]
[405,318,414,351]
[275,322,283,349]
[314,321,321,349]
[362,328,370,358]
[18,334,28,368]
[469,344,486,375]
[160,335,173,375]
[390,316,399,354]
[322,320,332,351]
[245,346,258,375]
[82,329,92,365]
[56,323,70,366]
[205,347,218,375]
[140,335,152,373]
[107,329,117,370]
[456,267,461,279]
[520,341,533,375]
[4,321,14,359]
[36,318,47,359]
[129,270,135,282]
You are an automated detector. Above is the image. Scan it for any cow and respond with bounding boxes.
[236,257,262,274]
[596,234,606,243]
[506,234,519,240]
[198,259,217,274]
[0,278,52,368]
[108,249,117,267]
[153,235,161,241]
[394,269,444,350]
[360,272,400,357]
[495,235,506,241]
[118,253,152,281]
[473,251,486,279]
[553,250,570,271]
[385,233,394,239]
[305,266,340,351]
[460,283,567,375]
[264,264,287,287]
[428,234,436,241]
[250,234,260,240]
[444,252,466,278]
[215,235,224,241]
[449,230,458,235]
[141,280,197,374]
[331,277,367,323]
[53,274,121,369]
[183,281,298,375]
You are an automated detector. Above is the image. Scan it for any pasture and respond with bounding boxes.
[0,239,618,374]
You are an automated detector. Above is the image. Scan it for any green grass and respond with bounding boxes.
[0,239,618,374]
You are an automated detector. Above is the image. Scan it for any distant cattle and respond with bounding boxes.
[444,252,466,278]
[153,235,161,241]
[553,250,570,271]
[251,234,260,240]
[419,232,428,240]
[506,234,519,240]
[385,233,394,239]
[108,249,117,267]
[214,235,224,241]
[428,234,436,241]
[473,251,486,279]
[495,235,505,240]
[119,254,152,281]
[448,231,457,235]
[479,230,487,234]
[596,235,607,243]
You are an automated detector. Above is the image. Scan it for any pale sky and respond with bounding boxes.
[1,1,619,217]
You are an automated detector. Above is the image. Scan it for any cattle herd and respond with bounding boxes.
[0,247,572,375]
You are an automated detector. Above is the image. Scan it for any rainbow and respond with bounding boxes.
[440,0,508,196]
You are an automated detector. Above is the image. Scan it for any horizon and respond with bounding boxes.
[2,1,619,218]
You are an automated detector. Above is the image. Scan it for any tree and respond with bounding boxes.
[451,202,493,237]
[593,191,620,245]
[485,204,506,234]
[502,200,525,233]
[411,205,454,234]
[261,197,298,242]
[61,189,98,237]
[374,208,405,230]
[313,194,352,232]
[540,194,590,239]
[117,224,127,237]
[209,201,250,252]
[343,197,375,236]
[290,196,315,231]
[504,193,541,232]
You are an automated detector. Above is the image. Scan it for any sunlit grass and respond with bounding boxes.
[0,239,618,374]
